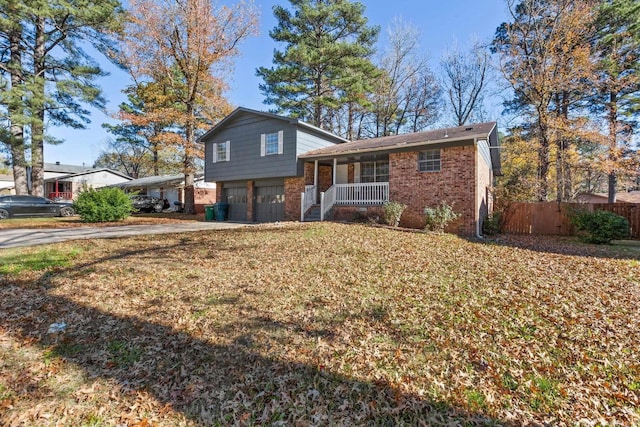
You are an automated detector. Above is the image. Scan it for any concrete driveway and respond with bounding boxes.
[0,222,248,249]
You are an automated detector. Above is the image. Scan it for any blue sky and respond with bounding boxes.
[44,0,510,167]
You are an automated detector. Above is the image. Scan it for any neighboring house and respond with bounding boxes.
[576,191,640,204]
[0,162,131,199]
[43,162,132,200]
[0,174,14,194]
[114,174,216,213]
[201,107,501,235]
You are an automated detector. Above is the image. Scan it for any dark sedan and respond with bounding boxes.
[0,195,75,219]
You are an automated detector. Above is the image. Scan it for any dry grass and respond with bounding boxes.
[0,222,638,426]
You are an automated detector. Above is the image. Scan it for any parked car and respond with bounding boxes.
[0,195,75,219]
[130,195,165,213]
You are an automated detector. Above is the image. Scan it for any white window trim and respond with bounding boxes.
[418,149,441,172]
[261,131,284,156]
[212,141,230,163]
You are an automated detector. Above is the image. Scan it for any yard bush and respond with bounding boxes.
[570,209,630,244]
[424,201,460,232]
[74,187,133,223]
[382,201,407,227]
[482,212,502,235]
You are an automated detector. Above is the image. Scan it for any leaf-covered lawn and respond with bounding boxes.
[0,223,638,426]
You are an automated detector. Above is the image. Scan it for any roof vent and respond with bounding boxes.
[55,161,60,165]
[444,131,448,138]
[465,127,473,131]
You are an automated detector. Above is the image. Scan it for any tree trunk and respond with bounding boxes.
[608,173,617,203]
[314,76,322,128]
[556,138,564,202]
[153,144,159,176]
[30,15,47,197]
[10,143,28,195]
[537,115,550,201]
[607,91,618,203]
[8,16,28,195]
[346,102,354,141]
[183,106,196,215]
[556,91,572,202]
[562,137,572,200]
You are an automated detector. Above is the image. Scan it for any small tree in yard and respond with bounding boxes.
[382,201,407,227]
[570,209,630,244]
[424,201,460,233]
[74,188,133,223]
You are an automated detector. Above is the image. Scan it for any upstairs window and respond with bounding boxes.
[212,141,230,163]
[261,131,284,156]
[418,149,441,172]
[265,132,279,155]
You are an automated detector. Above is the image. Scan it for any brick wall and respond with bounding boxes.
[304,163,315,186]
[389,146,477,234]
[216,182,224,202]
[194,187,217,214]
[331,206,383,222]
[247,181,255,222]
[319,165,333,192]
[285,177,305,221]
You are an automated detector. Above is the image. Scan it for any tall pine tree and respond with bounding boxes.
[592,0,640,202]
[257,0,379,137]
[0,0,123,196]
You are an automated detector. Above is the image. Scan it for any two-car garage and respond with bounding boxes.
[222,180,285,222]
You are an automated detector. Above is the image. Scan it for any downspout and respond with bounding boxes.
[474,137,483,239]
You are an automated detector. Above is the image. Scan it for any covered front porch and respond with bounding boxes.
[46,180,73,201]
[300,155,389,221]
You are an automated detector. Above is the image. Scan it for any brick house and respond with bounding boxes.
[201,107,501,235]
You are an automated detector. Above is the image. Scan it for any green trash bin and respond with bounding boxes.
[214,202,229,221]
[204,205,215,221]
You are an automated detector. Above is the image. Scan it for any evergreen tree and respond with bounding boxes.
[257,0,379,136]
[591,0,640,202]
[0,0,123,196]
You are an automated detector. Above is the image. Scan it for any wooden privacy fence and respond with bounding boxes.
[501,202,640,239]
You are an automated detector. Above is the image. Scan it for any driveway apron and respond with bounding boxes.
[0,222,247,249]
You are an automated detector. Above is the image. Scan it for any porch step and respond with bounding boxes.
[304,205,322,222]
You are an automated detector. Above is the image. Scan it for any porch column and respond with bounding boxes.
[333,158,337,185]
[314,160,318,186]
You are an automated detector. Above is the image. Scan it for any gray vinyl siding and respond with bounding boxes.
[204,114,298,182]
[478,139,492,170]
[296,129,341,175]
[204,111,342,183]
[296,129,339,156]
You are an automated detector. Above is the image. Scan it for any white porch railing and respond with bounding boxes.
[320,186,336,221]
[300,185,317,221]
[335,182,389,205]
[319,182,388,221]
